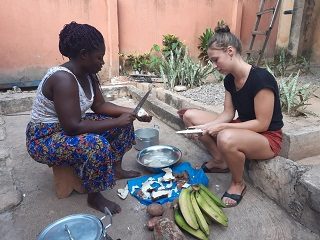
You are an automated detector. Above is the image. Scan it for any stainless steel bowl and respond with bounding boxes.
[136,145,182,172]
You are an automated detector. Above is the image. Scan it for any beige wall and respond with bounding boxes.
[0,0,282,87]
[0,0,118,87]
[240,0,279,58]
[118,0,236,58]
[118,0,279,60]
[276,0,294,49]
[311,0,320,64]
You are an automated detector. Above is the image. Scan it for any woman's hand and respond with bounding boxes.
[135,108,152,122]
[202,123,226,136]
[137,115,153,122]
[117,113,136,126]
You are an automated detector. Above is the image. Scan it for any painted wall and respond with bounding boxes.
[0,0,118,87]
[0,0,282,88]
[240,0,280,58]
[276,0,294,49]
[118,0,235,58]
[310,0,320,63]
[118,0,279,59]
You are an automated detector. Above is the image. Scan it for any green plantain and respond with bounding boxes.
[179,188,199,230]
[174,208,208,240]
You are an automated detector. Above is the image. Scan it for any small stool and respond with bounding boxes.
[52,166,86,199]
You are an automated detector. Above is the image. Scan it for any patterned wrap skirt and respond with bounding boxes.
[26,113,135,193]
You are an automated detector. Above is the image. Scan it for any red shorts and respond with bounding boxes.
[260,130,283,156]
[231,119,283,156]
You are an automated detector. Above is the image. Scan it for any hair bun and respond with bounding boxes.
[214,21,230,34]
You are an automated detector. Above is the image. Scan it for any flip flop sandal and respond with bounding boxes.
[221,185,247,208]
[201,162,230,173]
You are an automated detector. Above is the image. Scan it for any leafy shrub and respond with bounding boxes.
[265,48,292,77]
[126,53,151,74]
[162,34,186,59]
[119,35,185,76]
[159,47,214,89]
[279,71,316,116]
[264,48,312,78]
[267,67,316,116]
[198,28,214,64]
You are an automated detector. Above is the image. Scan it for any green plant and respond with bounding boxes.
[162,34,185,59]
[295,54,312,75]
[159,47,213,89]
[269,48,292,77]
[198,28,214,64]
[148,44,163,75]
[278,71,316,116]
[126,53,151,74]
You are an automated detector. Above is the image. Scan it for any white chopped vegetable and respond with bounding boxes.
[182,183,191,189]
[117,185,129,199]
[162,168,175,181]
[131,185,140,194]
[137,108,149,117]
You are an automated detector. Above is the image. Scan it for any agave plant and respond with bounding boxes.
[160,47,213,89]
[198,28,214,64]
[278,71,316,116]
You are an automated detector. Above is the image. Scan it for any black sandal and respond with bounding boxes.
[201,162,230,173]
[221,185,247,207]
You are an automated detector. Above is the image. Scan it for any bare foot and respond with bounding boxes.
[87,192,121,214]
[115,163,141,180]
[222,182,247,207]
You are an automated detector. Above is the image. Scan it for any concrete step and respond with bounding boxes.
[297,155,320,166]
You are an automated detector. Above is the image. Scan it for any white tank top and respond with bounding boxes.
[31,66,94,123]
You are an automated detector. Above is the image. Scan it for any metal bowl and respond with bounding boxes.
[136,145,182,172]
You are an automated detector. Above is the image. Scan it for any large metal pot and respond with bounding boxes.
[37,207,112,240]
[134,125,159,151]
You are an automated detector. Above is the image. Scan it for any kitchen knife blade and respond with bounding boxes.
[176,128,203,134]
[133,89,151,115]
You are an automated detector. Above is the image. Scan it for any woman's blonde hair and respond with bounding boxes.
[208,21,242,54]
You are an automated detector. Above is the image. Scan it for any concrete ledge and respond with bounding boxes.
[0,149,9,166]
[296,165,320,233]
[0,94,35,114]
[100,85,130,101]
[280,125,320,161]
[248,157,320,234]
[0,169,22,213]
[127,86,185,130]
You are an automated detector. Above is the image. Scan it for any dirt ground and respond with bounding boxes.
[0,97,319,240]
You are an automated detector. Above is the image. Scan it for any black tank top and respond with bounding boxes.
[224,66,283,131]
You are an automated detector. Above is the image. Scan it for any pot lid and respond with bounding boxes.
[37,214,103,240]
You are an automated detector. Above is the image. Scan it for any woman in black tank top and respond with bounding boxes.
[179,22,283,207]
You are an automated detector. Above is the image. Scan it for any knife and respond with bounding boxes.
[176,128,203,134]
[133,89,151,115]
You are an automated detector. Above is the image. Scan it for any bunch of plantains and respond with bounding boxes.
[174,184,228,240]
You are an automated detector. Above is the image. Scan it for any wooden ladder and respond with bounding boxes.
[246,0,282,66]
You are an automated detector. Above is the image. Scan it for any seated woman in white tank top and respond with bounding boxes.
[26,22,152,214]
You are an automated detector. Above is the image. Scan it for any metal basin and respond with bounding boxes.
[136,145,182,172]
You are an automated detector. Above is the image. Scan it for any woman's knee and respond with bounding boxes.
[182,109,198,124]
[217,129,237,151]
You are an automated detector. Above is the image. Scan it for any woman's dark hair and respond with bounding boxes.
[208,21,242,54]
[59,21,105,59]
